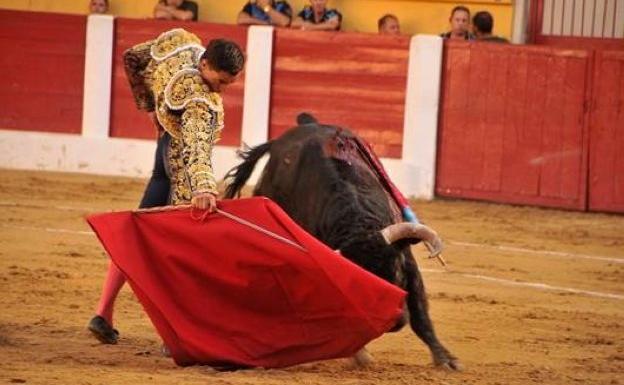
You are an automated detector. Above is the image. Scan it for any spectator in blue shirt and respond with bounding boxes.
[237,0,292,27]
[291,0,342,31]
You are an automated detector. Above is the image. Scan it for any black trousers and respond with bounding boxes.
[138,133,171,209]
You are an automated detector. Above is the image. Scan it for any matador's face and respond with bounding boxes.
[199,60,240,93]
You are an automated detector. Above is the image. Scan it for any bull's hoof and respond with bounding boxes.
[88,315,119,344]
[434,354,462,371]
[351,348,373,368]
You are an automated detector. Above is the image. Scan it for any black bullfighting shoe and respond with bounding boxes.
[88,315,119,344]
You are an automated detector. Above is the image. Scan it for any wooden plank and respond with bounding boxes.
[616,59,624,206]
[463,44,488,191]
[436,42,472,192]
[109,18,247,146]
[521,51,549,197]
[589,50,624,212]
[501,49,530,195]
[558,55,587,204]
[480,45,508,192]
[539,53,566,199]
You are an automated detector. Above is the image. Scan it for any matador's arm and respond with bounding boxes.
[180,101,222,196]
[122,40,155,111]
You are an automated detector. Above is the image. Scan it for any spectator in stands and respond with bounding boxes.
[153,0,198,21]
[378,14,400,35]
[472,11,509,43]
[291,0,342,31]
[89,0,108,14]
[237,0,292,27]
[440,5,475,40]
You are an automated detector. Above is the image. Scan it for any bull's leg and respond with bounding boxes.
[404,256,461,370]
[351,347,373,367]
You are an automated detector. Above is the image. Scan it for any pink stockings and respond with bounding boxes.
[95,261,126,325]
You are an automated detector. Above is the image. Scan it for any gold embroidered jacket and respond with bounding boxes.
[123,28,224,204]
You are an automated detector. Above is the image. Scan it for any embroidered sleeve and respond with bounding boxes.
[123,40,155,111]
[180,101,223,196]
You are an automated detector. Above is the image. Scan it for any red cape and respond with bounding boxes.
[87,197,405,368]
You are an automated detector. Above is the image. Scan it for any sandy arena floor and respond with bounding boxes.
[0,169,622,385]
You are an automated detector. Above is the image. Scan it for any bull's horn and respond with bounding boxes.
[380,223,443,257]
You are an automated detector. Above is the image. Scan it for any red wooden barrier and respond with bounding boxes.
[588,50,624,213]
[436,41,591,210]
[0,10,86,134]
[269,29,410,158]
[109,19,246,146]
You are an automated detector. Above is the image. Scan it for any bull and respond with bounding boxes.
[224,114,460,370]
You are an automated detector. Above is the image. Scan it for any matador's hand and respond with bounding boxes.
[191,192,217,212]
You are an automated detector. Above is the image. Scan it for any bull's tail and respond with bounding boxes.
[224,142,272,199]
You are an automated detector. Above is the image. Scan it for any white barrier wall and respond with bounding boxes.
[0,16,443,199]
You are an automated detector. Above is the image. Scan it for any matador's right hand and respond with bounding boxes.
[191,192,217,212]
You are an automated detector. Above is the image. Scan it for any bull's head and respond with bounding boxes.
[336,223,443,285]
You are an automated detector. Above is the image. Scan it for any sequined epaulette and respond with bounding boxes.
[150,28,204,62]
[164,69,223,112]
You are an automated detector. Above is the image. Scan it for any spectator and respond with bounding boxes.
[89,0,108,14]
[153,0,198,21]
[440,5,475,40]
[237,0,292,27]
[291,0,342,31]
[378,14,400,35]
[472,11,509,43]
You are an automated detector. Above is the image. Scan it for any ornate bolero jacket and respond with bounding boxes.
[123,28,224,199]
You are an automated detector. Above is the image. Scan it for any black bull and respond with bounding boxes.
[224,114,460,370]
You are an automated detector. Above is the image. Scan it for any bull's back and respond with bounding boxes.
[253,123,395,242]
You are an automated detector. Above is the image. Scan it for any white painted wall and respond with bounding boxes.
[0,130,241,180]
[240,25,274,148]
[81,14,114,139]
[401,35,443,200]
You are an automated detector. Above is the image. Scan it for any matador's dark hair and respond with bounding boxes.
[201,39,245,76]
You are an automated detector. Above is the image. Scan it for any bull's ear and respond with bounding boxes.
[297,112,318,125]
